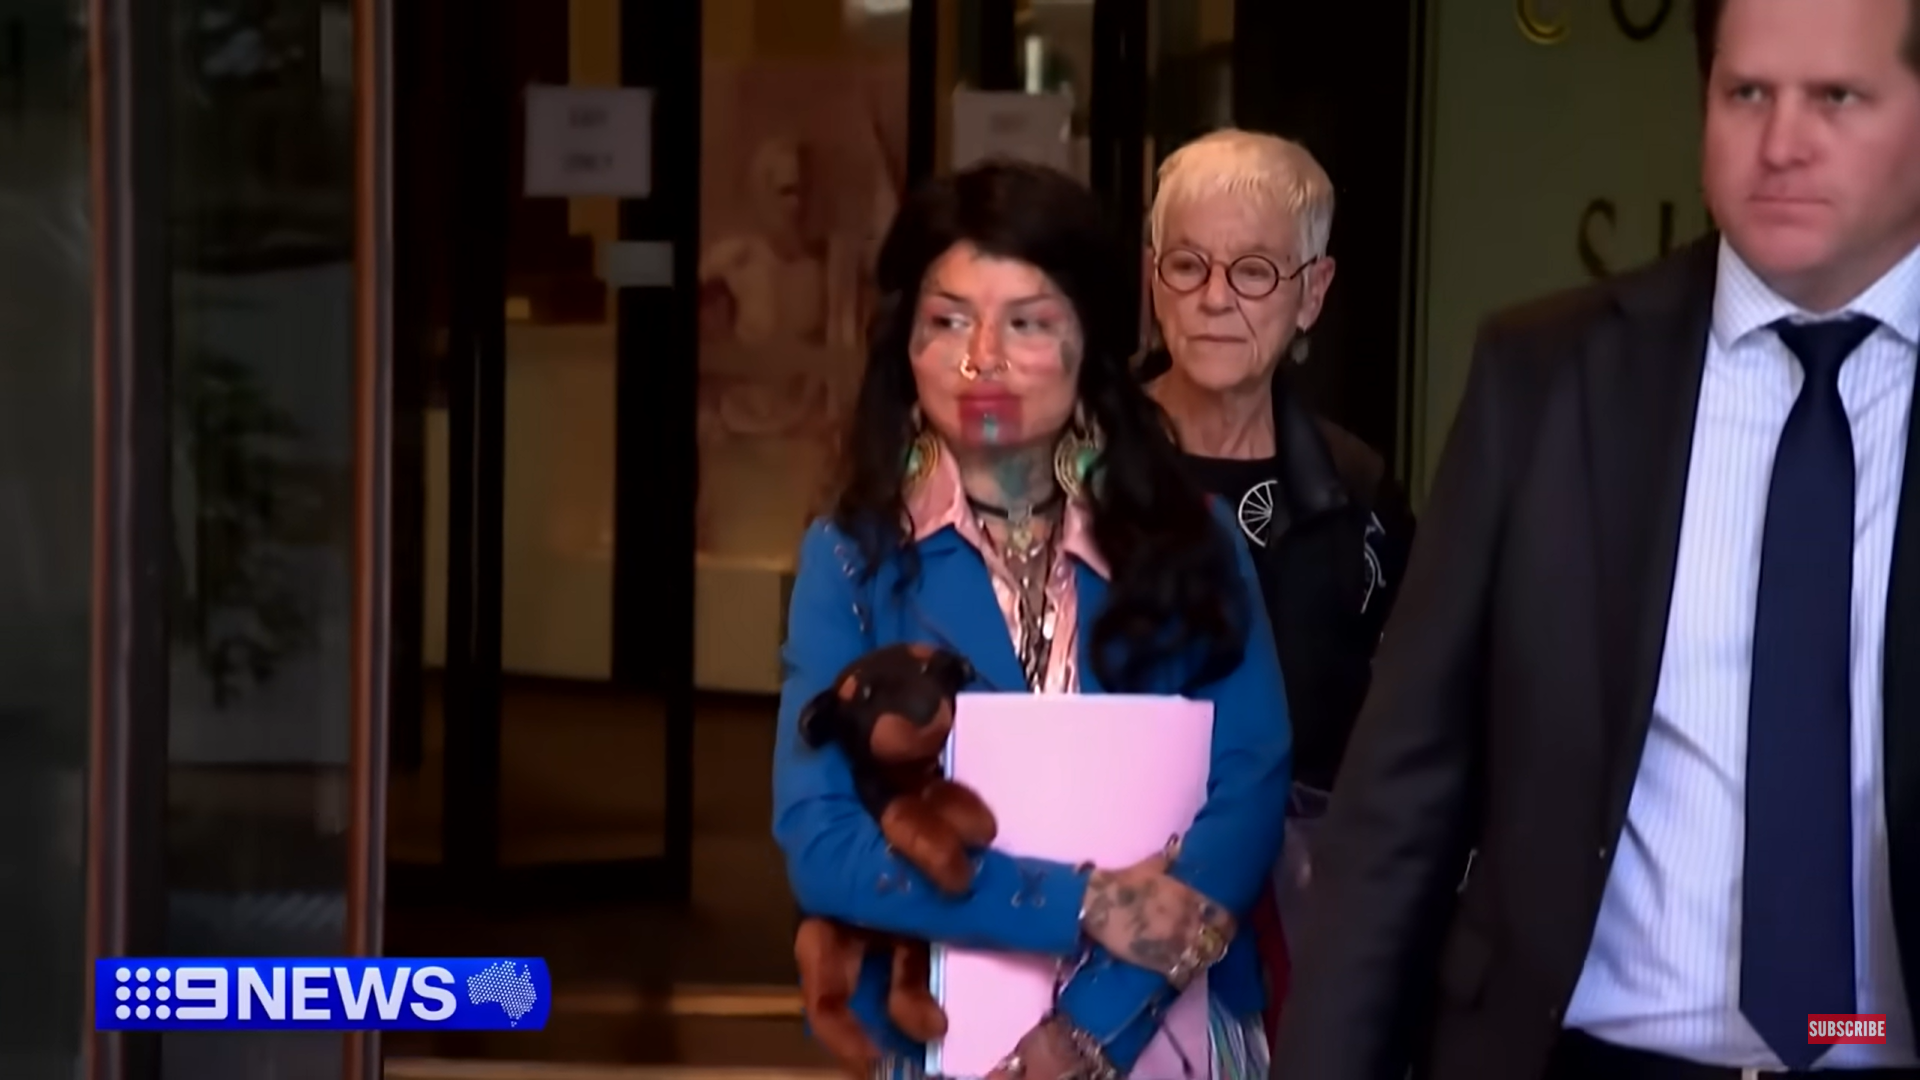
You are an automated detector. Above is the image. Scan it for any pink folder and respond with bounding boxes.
[927,693,1216,1079]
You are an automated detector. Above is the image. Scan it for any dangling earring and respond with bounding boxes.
[903,404,939,487]
[1054,403,1103,501]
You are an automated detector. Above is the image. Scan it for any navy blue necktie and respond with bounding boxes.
[1741,315,1871,1068]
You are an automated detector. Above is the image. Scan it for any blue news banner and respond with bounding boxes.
[95,958,551,1032]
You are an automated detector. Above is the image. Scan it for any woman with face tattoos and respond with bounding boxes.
[774,161,1292,1079]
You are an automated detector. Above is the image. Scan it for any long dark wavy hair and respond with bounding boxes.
[832,161,1248,692]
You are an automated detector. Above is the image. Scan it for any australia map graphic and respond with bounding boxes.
[464,961,540,1026]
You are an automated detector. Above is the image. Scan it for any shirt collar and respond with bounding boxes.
[1711,236,1920,351]
[904,440,1109,580]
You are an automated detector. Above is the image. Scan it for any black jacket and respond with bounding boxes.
[1268,236,1919,1080]
[1142,350,1416,791]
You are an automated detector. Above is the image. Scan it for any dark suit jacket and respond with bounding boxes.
[1268,236,1920,1080]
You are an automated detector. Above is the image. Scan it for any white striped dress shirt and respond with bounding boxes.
[1563,239,1917,1069]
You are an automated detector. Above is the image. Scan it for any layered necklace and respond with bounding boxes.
[968,491,1063,691]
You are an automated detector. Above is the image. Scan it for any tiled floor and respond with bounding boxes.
[382,1011,831,1073]
[385,1065,834,1080]
[384,681,826,1068]
[387,681,800,985]
[164,677,826,1070]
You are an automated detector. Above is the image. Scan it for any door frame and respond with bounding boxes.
[349,0,398,1073]
[82,0,397,1074]
[84,0,172,1076]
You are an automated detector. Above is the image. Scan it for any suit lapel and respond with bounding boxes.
[1883,355,1920,1012]
[908,531,1029,692]
[1074,562,1110,694]
[1584,237,1717,836]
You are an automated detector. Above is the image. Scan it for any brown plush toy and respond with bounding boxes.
[793,643,997,1075]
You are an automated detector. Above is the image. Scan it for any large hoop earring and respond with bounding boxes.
[904,404,939,487]
[1053,404,1103,501]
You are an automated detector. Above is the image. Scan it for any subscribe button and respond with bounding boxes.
[1809,1014,1888,1044]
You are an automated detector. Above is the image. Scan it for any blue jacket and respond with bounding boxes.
[771,501,1292,1070]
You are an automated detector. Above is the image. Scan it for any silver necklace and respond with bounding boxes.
[975,510,1058,691]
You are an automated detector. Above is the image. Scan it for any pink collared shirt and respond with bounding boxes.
[904,449,1108,693]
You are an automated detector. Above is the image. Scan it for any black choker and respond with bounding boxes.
[966,491,1062,523]
[969,492,1061,559]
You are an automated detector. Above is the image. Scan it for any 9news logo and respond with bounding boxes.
[96,958,550,1032]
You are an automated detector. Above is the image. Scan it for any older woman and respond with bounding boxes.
[775,161,1291,1078]
[1140,129,1416,1032]
[1144,129,1413,802]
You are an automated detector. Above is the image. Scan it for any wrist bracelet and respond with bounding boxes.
[1048,1012,1121,1080]
[1072,861,1097,928]
[1164,920,1229,990]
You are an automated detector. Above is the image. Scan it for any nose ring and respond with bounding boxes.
[958,353,980,381]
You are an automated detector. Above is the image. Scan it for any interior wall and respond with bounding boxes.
[693,0,910,690]
[1407,1,1705,496]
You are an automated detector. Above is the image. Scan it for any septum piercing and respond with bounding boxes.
[958,352,1001,381]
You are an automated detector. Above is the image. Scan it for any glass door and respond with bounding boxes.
[1224,0,1421,463]
[381,1,707,1069]
[384,0,700,913]
[158,0,394,1074]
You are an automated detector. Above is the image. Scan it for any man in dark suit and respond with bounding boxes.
[1270,1,1919,1078]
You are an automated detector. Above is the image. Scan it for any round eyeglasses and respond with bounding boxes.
[1155,249,1317,299]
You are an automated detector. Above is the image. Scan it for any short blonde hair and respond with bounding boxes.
[1149,129,1334,261]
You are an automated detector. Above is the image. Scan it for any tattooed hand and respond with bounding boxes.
[1078,853,1235,988]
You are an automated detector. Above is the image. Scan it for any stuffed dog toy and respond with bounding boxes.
[793,643,996,1074]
